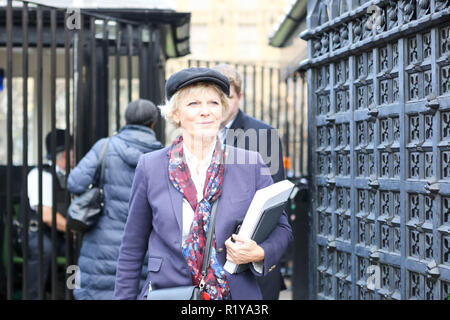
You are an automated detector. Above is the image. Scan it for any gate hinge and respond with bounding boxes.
[326,176,336,187]
[382,291,394,299]
[414,140,425,151]
[444,52,450,64]
[414,221,424,233]
[360,143,369,154]
[369,247,380,262]
[412,62,423,72]
[325,114,335,124]
[425,93,439,111]
[385,214,394,226]
[383,68,393,78]
[424,178,440,194]
[327,237,337,251]
[368,179,379,189]
[367,106,379,118]
[426,260,440,278]
[384,141,394,152]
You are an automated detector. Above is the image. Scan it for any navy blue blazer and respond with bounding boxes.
[226,109,285,183]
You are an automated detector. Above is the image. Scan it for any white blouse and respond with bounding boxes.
[181,141,216,244]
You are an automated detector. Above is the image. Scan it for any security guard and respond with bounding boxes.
[26,129,73,299]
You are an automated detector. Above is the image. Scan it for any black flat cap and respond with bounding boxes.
[45,128,73,159]
[165,67,230,100]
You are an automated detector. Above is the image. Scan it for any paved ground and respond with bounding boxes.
[279,278,292,300]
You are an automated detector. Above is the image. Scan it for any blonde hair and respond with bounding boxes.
[159,82,229,127]
[212,64,242,95]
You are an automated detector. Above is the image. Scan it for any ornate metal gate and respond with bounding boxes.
[301,0,450,299]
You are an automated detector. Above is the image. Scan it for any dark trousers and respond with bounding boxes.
[257,265,285,300]
[27,229,65,300]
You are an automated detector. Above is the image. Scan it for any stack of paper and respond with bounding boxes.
[224,179,295,274]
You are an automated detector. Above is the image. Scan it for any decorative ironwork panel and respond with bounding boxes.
[303,0,450,299]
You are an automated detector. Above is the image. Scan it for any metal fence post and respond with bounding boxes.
[6,0,13,300]
[36,4,45,300]
[21,1,30,300]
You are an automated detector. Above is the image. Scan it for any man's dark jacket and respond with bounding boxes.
[226,109,285,184]
[225,109,287,300]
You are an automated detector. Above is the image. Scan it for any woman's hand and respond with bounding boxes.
[224,234,265,265]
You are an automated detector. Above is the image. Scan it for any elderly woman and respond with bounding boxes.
[114,68,292,300]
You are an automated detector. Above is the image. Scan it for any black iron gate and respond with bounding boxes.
[301,0,450,299]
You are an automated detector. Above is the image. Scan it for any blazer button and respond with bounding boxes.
[217,248,224,253]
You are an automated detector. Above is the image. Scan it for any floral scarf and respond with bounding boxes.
[168,135,231,300]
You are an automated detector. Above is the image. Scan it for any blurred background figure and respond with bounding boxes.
[67,99,163,300]
[26,129,73,299]
[213,64,286,300]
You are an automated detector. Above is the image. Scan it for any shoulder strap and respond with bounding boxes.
[200,144,225,283]
[97,138,110,189]
[201,200,218,278]
[92,138,110,188]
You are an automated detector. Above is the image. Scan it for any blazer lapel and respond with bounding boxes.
[165,150,183,235]
[227,109,245,147]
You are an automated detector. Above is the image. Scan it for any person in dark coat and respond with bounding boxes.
[213,64,286,300]
[214,64,284,184]
[67,99,163,300]
[26,129,73,299]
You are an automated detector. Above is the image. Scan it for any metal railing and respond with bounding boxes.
[0,0,166,300]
